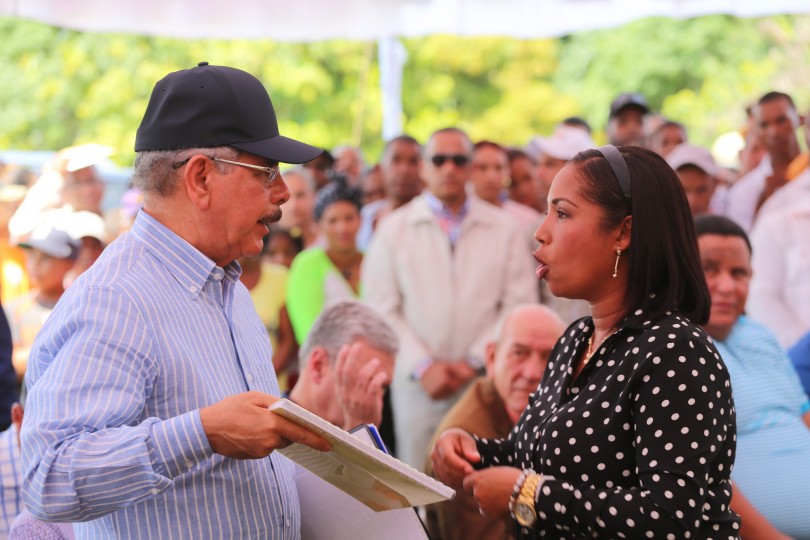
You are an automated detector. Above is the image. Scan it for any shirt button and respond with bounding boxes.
[189,286,197,293]
[185,460,194,470]
[150,488,160,495]
[247,374,254,383]
[285,519,291,527]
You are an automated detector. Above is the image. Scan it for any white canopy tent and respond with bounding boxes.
[1,0,808,41]
[2,0,807,139]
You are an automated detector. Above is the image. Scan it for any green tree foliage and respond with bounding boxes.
[553,15,809,147]
[0,14,808,167]
[403,36,569,146]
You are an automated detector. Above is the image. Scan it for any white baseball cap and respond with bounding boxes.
[65,211,108,244]
[18,223,80,260]
[527,126,596,161]
[666,143,719,176]
[58,143,114,173]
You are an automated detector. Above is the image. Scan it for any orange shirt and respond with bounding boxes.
[0,239,29,304]
[786,152,809,182]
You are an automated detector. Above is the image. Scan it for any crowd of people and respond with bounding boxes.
[0,62,808,539]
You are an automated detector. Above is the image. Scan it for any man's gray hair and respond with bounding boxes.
[131,146,238,197]
[299,300,399,371]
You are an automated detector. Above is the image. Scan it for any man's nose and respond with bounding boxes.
[524,355,546,379]
[713,271,736,292]
[273,175,291,206]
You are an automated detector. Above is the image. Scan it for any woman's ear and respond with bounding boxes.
[617,215,632,251]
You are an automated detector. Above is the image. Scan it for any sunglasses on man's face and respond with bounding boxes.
[430,154,469,168]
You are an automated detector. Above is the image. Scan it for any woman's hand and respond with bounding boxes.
[462,466,522,518]
[430,428,481,489]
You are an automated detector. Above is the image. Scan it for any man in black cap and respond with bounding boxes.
[21,63,330,539]
[607,92,650,147]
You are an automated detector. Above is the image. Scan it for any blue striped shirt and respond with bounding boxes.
[21,211,300,539]
[715,316,810,538]
[1,426,22,540]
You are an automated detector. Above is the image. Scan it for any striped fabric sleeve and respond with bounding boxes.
[21,285,213,522]
[149,410,213,479]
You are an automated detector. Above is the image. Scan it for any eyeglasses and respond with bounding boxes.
[430,154,469,168]
[172,156,281,188]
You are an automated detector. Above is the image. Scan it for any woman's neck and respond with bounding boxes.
[589,286,629,338]
[326,247,359,267]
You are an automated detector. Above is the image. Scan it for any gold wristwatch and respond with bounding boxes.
[513,473,540,528]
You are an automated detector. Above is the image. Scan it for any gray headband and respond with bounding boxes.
[595,145,632,201]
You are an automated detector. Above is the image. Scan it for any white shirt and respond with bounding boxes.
[725,155,771,232]
[748,193,810,348]
[758,167,810,217]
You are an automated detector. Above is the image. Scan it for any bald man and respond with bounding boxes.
[425,304,565,540]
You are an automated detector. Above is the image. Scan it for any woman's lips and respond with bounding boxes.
[533,251,549,280]
[536,263,549,279]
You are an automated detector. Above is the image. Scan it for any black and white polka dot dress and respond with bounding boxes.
[476,309,741,539]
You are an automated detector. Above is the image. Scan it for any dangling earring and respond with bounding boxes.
[612,249,622,278]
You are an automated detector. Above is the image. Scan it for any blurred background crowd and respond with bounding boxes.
[1,84,810,537]
[1,11,810,540]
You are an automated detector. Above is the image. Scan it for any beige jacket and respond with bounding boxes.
[362,194,536,466]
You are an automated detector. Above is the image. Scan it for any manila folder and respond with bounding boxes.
[268,398,455,511]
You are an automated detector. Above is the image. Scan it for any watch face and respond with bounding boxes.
[515,502,536,527]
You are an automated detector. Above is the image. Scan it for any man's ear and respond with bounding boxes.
[183,155,214,210]
[308,347,329,384]
[484,342,497,379]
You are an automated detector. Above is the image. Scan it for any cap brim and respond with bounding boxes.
[670,160,718,176]
[232,135,323,164]
[17,240,75,260]
[611,104,649,118]
[535,141,568,161]
[61,143,114,172]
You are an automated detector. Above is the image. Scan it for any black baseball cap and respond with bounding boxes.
[135,62,322,164]
[609,93,650,119]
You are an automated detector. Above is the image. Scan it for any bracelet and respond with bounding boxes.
[410,357,434,381]
[508,469,534,515]
[534,474,554,502]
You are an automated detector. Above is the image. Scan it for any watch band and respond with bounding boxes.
[410,357,434,381]
[510,471,555,529]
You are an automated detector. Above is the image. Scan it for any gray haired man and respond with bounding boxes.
[289,300,399,431]
[22,63,329,538]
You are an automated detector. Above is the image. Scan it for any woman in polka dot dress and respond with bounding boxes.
[432,146,740,539]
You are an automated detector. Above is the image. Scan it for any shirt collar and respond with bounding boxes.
[131,210,241,299]
[578,296,675,338]
[423,191,469,218]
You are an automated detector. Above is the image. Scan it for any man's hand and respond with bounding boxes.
[420,360,478,400]
[430,427,481,490]
[333,343,390,429]
[200,391,330,459]
[463,467,522,518]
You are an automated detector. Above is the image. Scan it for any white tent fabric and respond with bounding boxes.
[1,0,808,41]
[3,0,806,141]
